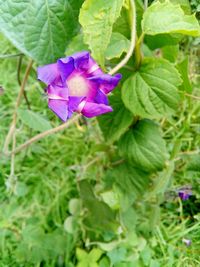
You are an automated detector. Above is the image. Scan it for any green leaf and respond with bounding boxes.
[142,1,200,37]
[64,216,78,234]
[176,57,192,93]
[99,257,110,267]
[107,247,127,265]
[105,162,151,197]
[140,246,152,266]
[145,34,182,50]
[68,198,82,215]
[105,32,130,60]
[0,0,83,64]
[186,155,200,172]
[162,45,179,63]
[79,0,124,67]
[18,109,52,132]
[79,181,118,232]
[122,58,182,118]
[65,33,88,56]
[76,248,88,261]
[98,90,134,143]
[169,0,191,14]
[100,190,119,210]
[0,1,30,56]
[89,248,103,261]
[119,120,168,172]
[113,7,130,39]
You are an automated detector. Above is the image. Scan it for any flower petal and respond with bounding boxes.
[57,56,74,83]
[89,73,122,94]
[81,102,113,118]
[72,51,103,75]
[68,96,84,112]
[37,63,59,85]
[94,90,109,105]
[72,51,90,70]
[48,99,69,122]
[47,84,68,100]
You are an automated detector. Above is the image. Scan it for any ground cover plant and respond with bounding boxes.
[0,0,200,266]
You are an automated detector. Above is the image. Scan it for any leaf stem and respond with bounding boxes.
[0,53,23,59]
[108,0,136,75]
[7,114,81,156]
[3,60,33,154]
[144,0,148,10]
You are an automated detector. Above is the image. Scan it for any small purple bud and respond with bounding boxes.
[178,190,192,201]
[182,238,191,246]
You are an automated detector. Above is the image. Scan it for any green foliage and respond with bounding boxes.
[119,120,168,172]
[76,248,103,267]
[122,58,182,118]
[79,181,118,233]
[105,32,130,60]
[79,0,124,67]
[176,57,193,92]
[18,109,52,132]
[1,0,200,266]
[0,0,83,64]
[142,1,200,36]
[104,162,151,197]
[98,90,134,143]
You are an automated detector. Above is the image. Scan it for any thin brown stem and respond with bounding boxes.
[7,114,81,155]
[3,60,33,153]
[185,93,200,100]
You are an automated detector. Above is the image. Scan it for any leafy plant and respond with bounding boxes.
[0,0,200,265]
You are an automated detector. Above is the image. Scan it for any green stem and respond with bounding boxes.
[108,0,136,75]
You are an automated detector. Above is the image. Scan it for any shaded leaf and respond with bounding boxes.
[79,181,118,232]
[145,34,182,50]
[119,120,168,172]
[0,0,83,64]
[176,57,192,93]
[65,33,88,56]
[107,247,127,265]
[162,45,179,63]
[105,162,151,196]
[98,90,134,143]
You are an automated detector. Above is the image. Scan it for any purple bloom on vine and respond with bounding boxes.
[37,51,122,121]
[178,187,192,201]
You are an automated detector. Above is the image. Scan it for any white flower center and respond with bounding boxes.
[67,75,89,97]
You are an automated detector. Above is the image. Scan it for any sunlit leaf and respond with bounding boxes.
[142,1,200,36]
[79,0,124,67]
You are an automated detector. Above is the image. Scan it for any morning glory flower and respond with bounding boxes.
[37,51,122,121]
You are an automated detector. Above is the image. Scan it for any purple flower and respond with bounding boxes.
[178,190,192,201]
[182,238,191,246]
[37,51,122,121]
